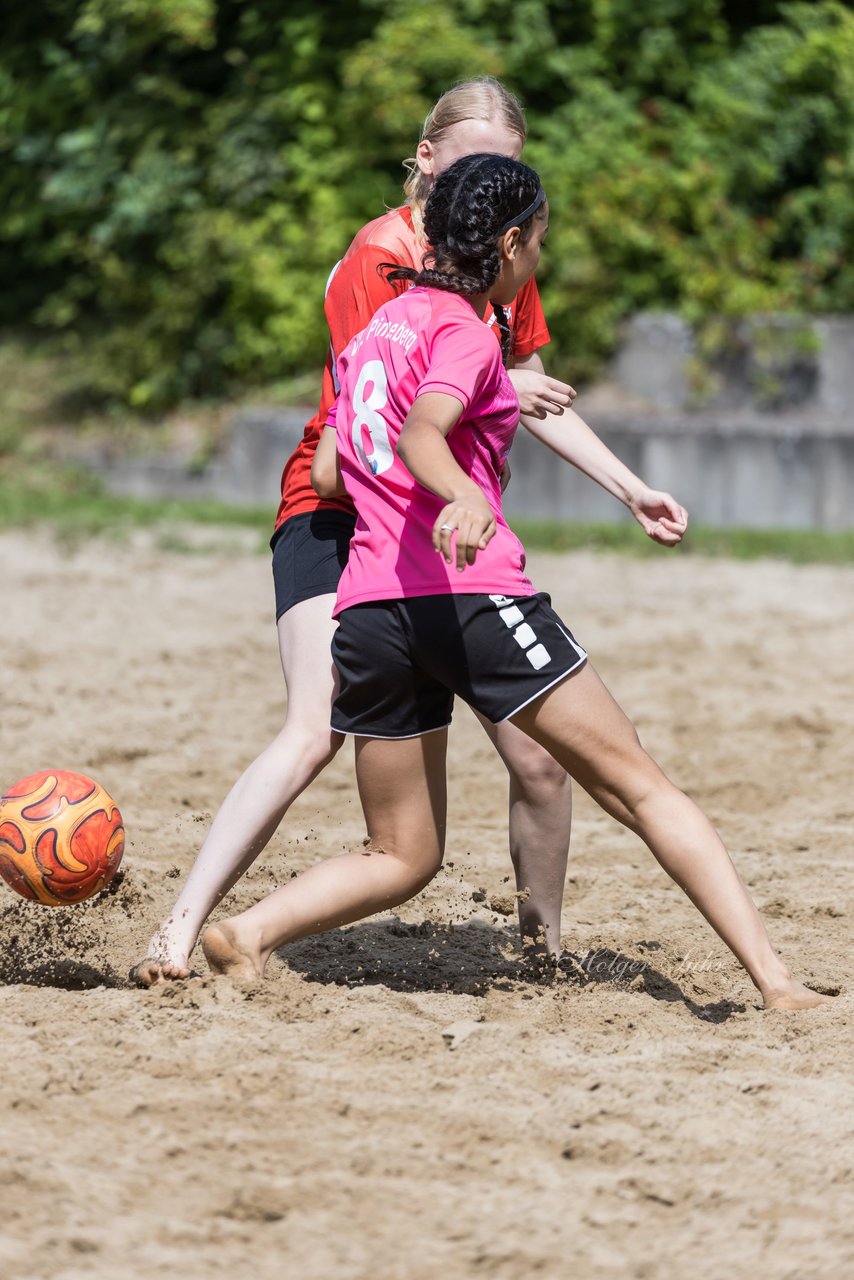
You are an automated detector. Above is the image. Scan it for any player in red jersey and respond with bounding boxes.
[132,79,680,985]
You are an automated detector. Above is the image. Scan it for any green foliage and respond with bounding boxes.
[72,0,217,47]
[2,0,854,406]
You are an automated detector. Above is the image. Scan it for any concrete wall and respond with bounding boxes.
[502,413,854,530]
[103,313,854,530]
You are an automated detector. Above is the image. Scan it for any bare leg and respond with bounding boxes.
[131,595,344,986]
[512,662,832,1010]
[474,713,570,957]
[203,732,448,979]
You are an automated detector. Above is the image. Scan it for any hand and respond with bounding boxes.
[433,492,497,572]
[508,368,576,420]
[628,488,689,546]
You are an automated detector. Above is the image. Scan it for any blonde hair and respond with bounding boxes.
[403,77,527,239]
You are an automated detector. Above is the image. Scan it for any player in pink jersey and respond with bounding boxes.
[331,286,533,609]
[202,155,829,1011]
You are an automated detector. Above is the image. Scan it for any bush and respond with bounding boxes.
[1,0,853,406]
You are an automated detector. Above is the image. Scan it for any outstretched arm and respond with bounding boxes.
[510,351,687,544]
[397,393,496,573]
[521,403,688,545]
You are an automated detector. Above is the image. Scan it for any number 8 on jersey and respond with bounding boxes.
[351,361,395,477]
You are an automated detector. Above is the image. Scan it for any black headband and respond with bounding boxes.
[495,187,546,236]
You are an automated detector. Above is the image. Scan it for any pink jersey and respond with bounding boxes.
[332,287,535,615]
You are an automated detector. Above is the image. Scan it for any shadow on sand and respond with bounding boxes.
[280,920,748,1021]
[0,953,123,990]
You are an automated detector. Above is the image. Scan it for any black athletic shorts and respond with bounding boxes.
[271,510,357,620]
[331,592,588,739]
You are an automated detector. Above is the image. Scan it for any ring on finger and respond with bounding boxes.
[440,523,454,532]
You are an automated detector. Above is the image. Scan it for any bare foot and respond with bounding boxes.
[763,980,835,1011]
[130,955,191,987]
[519,921,560,966]
[129,929,192,987]
[202,922,264,981]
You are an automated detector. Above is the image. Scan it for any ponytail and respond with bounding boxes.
[383,153,544,363]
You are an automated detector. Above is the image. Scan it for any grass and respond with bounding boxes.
[1,472,853,564]
[512,519,854,564]
[0,474,273,539]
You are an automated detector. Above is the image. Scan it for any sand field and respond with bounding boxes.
[0,528,851,1279]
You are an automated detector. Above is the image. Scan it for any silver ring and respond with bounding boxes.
[440,524,454,532]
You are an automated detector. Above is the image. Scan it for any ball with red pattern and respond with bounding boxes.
[0,770,124,906]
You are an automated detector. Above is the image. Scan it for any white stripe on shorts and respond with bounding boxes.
[492,593,557,672]
[499,623,588,721]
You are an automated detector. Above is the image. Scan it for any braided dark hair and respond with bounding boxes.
[383,153,544,362]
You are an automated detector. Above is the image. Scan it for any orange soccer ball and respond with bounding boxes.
[0,770,124,906]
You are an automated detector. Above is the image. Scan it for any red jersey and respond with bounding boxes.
[275,205,551,529]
